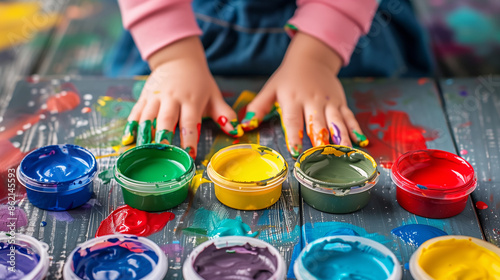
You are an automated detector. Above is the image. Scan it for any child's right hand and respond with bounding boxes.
[122,36,242,159]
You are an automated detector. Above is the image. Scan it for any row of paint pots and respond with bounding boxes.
[17,143,477,218]
[6,232,500,279]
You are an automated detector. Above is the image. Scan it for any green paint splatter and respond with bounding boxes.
[98,168,114,184]
[155,129,174,144]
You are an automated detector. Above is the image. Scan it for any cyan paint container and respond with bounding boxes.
[17,144,97,211]
[183,236,286,279]
[114,144,195,211]
[0,233,50,280]
[63,234,167,280]
[294,145,379,213]
[294,236,402,280]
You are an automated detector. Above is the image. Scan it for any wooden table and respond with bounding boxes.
[1,76,493,280]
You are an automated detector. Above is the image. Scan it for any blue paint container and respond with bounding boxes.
[17,144,97,211]
[63,234,167,280]
[294,236,402,280]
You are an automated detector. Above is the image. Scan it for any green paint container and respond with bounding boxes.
[294,145,379,213]
[114,144,195,211]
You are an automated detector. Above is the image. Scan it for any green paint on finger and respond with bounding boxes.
[156,129,174,145]
[137,120,152,146]
[122,120,138,146]
[241,112,256,123]
[353,130,369,148]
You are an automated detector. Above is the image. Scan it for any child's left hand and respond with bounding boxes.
[241,32,368,158]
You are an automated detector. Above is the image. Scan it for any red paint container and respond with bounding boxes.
[391,149,476,218]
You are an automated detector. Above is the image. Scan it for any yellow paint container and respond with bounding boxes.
[410,235,500,280]
[207,144,288,210]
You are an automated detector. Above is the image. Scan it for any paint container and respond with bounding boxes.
[294,145,379,213]
[410,235,500,279]
[294,235,402,280]
[63,234,167,280]
[391,149,477,218]
[17,144,97,211]
[183,236,286,279]
[206,144,288,210]
[114,143,195,211]
[0,233,50,280]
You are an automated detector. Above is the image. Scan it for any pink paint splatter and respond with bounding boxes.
[476,201,488,210]
[460,149,468,155]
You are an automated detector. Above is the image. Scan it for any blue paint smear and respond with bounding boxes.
[301,238,395,280]
[0,243,40,280]
[417,184,428,190]
[209,217,258,239]
[72,238,159,280]
[288,222,394,279]
[391,224,447,247]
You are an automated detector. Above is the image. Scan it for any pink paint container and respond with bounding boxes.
[391,150,477,218]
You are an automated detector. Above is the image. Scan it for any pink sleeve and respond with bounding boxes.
[287,0,378,65]
[118,0,202,60]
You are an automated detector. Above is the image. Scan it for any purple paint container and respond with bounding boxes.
[0,233,50,280]
[183,236,286,280]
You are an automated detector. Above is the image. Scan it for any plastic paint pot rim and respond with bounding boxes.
[0,233,50,280]
[206,144,288,190]
[391,149,477,199]
[294,145,379,193]
[294,235,402,280]
[17,144,98,193]
[409,235,500,280]
[63,234,168,280]
[183,236,286,280]
[114,143,195,193]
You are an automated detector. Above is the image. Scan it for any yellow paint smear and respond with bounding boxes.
[0,2,60,51]
[212,148,283,182]
[189,170,211,194]
[419,238,500,279]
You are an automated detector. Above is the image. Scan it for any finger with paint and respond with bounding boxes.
[155,99,179,144]
[136,99,160,146]
[208,93,243,138]
[240,86,276,132]
[340,106,369,147]
[325,106,351,147]
[305,107,330,147]
[122,120,138,146]
[275,102,303,158]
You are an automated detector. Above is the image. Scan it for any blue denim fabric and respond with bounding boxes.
[105,0,433,78]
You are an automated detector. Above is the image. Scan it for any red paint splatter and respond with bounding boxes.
[197,123,201,143]
[417,78,429,85]
[81,107,91,113]
[476,201,488,210]
[460,149,468,155]
[232,139,240,144]
[459,121,472,128]
[217,116,228,126]
[356,111,438,168]
[46,91,80,113]
[95,205,175,237]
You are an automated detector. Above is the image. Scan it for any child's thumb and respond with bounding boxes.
[241,89,276,132]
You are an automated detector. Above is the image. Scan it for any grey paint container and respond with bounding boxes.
[294,145,379,213]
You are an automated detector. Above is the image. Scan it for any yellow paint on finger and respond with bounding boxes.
[418,238,500,280]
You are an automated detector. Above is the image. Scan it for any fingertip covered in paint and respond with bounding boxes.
[155,129,173,145]
[228,119,244,137]
[122,120,138,146]
[240,111,260,132]
[353,129,369,147]
[137,120,153,146]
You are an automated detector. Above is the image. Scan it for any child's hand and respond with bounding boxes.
[122,36,243,158]
[241,32,368,158]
